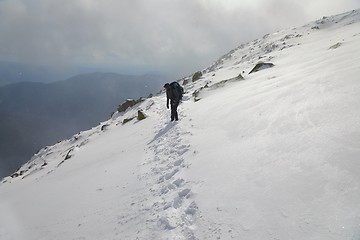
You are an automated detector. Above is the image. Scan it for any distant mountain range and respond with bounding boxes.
[0,61,76,86]
[0,72,166,178]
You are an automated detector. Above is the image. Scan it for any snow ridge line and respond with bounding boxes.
[142,101,198,240]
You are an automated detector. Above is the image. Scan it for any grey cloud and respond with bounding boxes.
[0,0,359,78]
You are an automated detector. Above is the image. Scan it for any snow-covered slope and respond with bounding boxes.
[1,9,360,240]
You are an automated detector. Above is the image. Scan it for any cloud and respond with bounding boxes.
[0,0,358,78]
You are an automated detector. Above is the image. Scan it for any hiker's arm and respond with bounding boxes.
[166,93,170,108]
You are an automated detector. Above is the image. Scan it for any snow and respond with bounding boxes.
[1,9,360,240]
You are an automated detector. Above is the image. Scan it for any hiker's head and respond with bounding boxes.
[164,83,170,90]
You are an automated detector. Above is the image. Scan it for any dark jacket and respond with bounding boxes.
[165,86,179,106]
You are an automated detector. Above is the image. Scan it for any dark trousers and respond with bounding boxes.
[170,100,179,121]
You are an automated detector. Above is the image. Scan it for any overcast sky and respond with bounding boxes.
[0,0,359,78]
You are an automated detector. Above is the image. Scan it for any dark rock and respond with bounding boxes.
[329,42,342,49]
[236,73,244,80]
[117,98,144,112]
[11,172,19,178]
[249,62,275,74]
[123,117,135,124]
[137,110,146,121]
[192,71,202,82]
[101,124,109,131]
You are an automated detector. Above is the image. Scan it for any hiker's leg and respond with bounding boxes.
[173,101,179,121]
[170,101,176,121]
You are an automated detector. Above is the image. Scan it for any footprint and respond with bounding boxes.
[173,159,184,167]
[173,196,183,209]
[173,189,191,209]
[157,169,178,183]
[160,183,176,195]
[158,217,176,230]
[185,201,198,215]
[178,188,191,198]
[172,178,185,187]
[183,202,198,225]
[165,169,179,180]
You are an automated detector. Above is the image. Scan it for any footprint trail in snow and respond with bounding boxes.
[141,101,198,239]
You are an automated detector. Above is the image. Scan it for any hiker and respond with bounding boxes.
[164,82,183,121]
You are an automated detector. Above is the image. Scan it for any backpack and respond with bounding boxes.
[170,82,184,100]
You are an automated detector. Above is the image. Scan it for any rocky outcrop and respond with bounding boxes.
[249,62,275,74]
[192,71,202,82]
[137,110,146,121]
[117,98,145,112]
